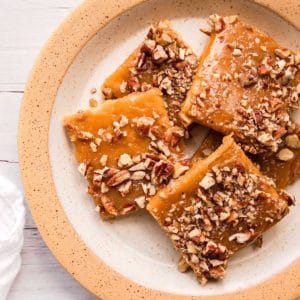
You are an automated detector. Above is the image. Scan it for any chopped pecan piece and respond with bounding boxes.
[106,170,131,187]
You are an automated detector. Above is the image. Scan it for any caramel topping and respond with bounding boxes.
[102,20,198,127]
[181,15,300,155]
[199,130,300,189]
[64,89,189,219]
[148,136,292,284]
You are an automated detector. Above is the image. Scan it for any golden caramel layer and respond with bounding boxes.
[148,136,292,284]
[64,89,189,219]
[198,130,300,189]
[181,15,300,155]
[102,20,198,126]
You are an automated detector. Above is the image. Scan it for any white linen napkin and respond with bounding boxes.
[0,176,25,300]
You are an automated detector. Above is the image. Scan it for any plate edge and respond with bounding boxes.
[18,0,300,299]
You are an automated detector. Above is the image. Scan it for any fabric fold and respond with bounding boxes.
[0,176,25,300]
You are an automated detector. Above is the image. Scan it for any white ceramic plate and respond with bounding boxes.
[48,0,300,296]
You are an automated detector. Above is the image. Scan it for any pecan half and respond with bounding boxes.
[106,170,130,186]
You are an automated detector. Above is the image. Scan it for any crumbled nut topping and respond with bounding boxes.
[119,81,127,93]
[118,153,133,168]
[285,134,300,149]
[102,87,113,98]
[95,138,102,146]
[106,170,131,187]
[178,257,190,273]
[192,15,300,156]
[77,113,189,217]
[162,163,292,284]
[229,232,251,243]
[90,142,97,153]
[173,162,189,179]
[132,116,155,136]
[134,196,146,208]
[276,148,294,161]
[207,14,226,33]
[100,154,108,166]
[119,115,129,127]
[199,173,216,189]
[100,195,118,215]
[117,181,132,197]
[79,131,94,140]
[131,171,146,181]
[232,48,242,57]
[78,162,87,176]
[103,21,198,127]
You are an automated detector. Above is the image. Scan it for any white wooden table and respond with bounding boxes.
[1,2,300,300]
[0,1,96,298]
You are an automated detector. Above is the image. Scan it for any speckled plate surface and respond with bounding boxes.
[19,0,300,299]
